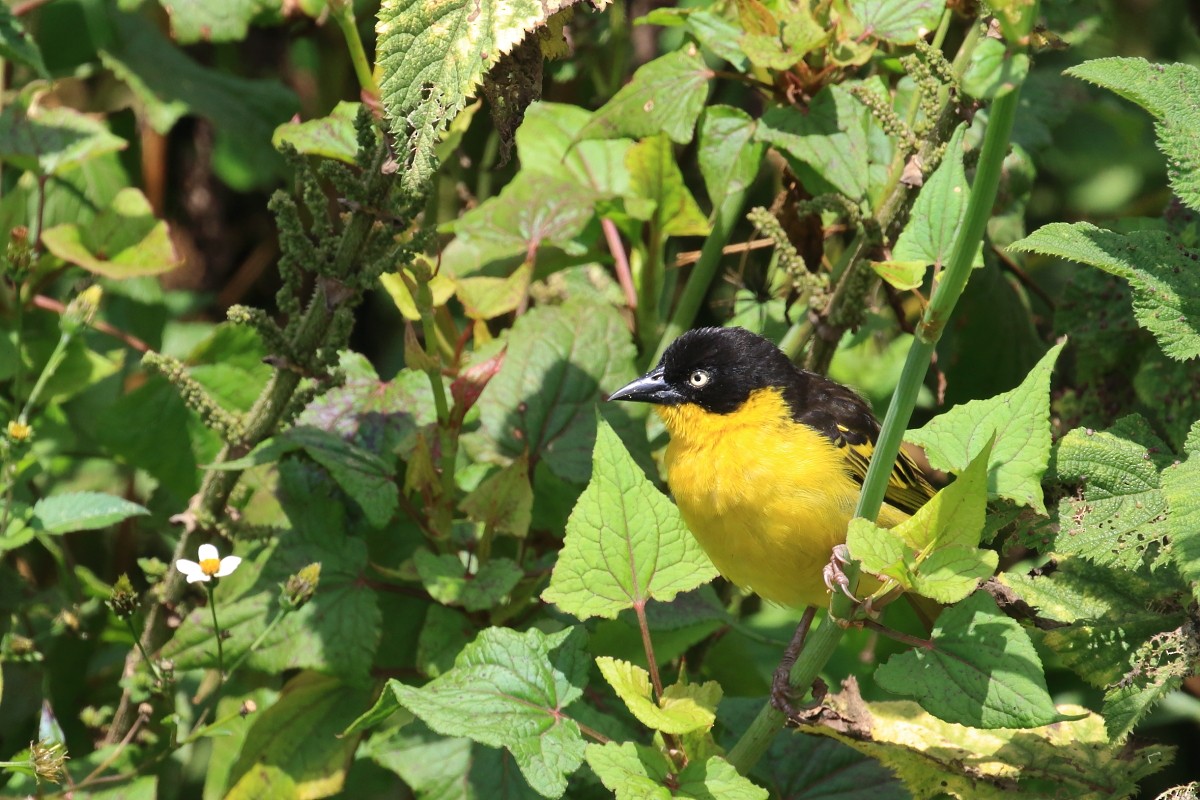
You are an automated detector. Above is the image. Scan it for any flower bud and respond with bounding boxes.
[107,574,140,619]
[282,563,321,609]
[30,740,68,784]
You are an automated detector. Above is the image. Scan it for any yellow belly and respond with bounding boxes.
[658,390,905,608]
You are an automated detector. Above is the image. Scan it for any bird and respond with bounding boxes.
[607,326,935,707]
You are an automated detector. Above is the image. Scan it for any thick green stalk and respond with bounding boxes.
[329,0,380,100]
[651,184,750,366]
[726,81,1025,779]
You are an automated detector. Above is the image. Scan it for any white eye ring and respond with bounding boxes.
[688,369,711,388]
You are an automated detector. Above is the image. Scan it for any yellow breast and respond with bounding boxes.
[657,388,902,608]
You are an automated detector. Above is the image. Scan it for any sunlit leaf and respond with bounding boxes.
[41,188,182,279]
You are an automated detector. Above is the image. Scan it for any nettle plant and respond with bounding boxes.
[0,0,1198,797]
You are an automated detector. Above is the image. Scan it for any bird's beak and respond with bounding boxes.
[607,369,683,405]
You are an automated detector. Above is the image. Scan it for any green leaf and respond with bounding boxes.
[0,104,127,176]
[462,300,639,484]
[870,259,927,291]
[390,626,589,798]
[377,0,610,193]
[739,5,826,71]
[542,418,718,619]
[273,101,360,163]
[157,0,274,43]
[441,171,596,277]
[460,457,533,538]
[756,85,870,200]
[30,492,148,534]
[1163,421,1200,605]
[277,426,398,529]
[848,443,997,603]
[1049,419,1170,571]
[907,339,1065,513]
[0,5,48,78]
[628,134,710,237]
[297,353,437,458]
[101,13,298,154]
[163,463,381,683]
[961,37,1030,99]
[596,657,721,735]
[1102,622,1195,741]
[225,672,371,799]
[41,188,182,279]
[515,102,634,197]
[414,550,524,612]
[1066,58,1200,213]
[682,10,750,73]
[697,105,764,213]
[586,744,768,800]
[1012,223,1200,360]
[362,719,544,799]
[842,0,945,44]
[575,48,711,145]
[890,124,973,270]
[416,604,476,678]
[875,592,1060,728]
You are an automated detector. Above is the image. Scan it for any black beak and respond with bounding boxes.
[607,369,683,405]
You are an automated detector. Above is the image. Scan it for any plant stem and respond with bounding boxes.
[652,182,751,366]
[329,0,380,101]
[222,606,291,680]
[125,618,162,683]
[19,331,71,422]
[726,76,1026,782]
[206,583,225,683]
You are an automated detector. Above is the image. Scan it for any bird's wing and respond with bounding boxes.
[833,426,936,516]
[786,372,935,516]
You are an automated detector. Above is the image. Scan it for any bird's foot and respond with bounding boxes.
[822,545,876,620]
[770,672,828,725]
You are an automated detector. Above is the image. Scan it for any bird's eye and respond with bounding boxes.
[688,369,711,388]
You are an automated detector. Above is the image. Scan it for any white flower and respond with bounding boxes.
[176,543,241,584]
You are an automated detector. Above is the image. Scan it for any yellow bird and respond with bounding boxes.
[609,327,935,701]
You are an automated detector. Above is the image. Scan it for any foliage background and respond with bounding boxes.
[0,0,1199,797]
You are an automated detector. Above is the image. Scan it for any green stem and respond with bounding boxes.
[726,75,1025,782]
[417,281,457,532]
[206,583,225,683]
[652,183,751,366]
[19,331,71,423]
[222,606,291,680]
[329,0,379,100]
[126,617,162,683]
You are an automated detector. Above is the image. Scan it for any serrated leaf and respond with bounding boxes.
[891,124,973,270]
[575,48,711,144]
[273,101,359,163]
[907,340,1064,513]
[1066,58,1200,213]
[41,187,182,279]
[756,85,870,200]
[542,418,718,619]
[1013,223,1200,360]
[587,744,768,800]
[225,672,370,799]
[739,4,826,71]
[698,105,763,212]
[0,5,48,77]
[842,0,944,44]
[961,37,1030,99]
[628,133,710,237]
[0,105,127,176]
[803,681,1172,800]
[875,592,1059,728]
[377,0,609,193]
[1163,421,1200,604]
[1102,623,1196,741]
[390,626,588,798]
[683,10,750,73]
[870,260,927,291]
[1050,421,1170,570]
[462,300,639,483]
[31,492,148,534]
[596,657,720,735]
[848,443,997,603]
[414,550,524,612]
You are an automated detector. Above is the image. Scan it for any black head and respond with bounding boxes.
[608,327,797,414]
